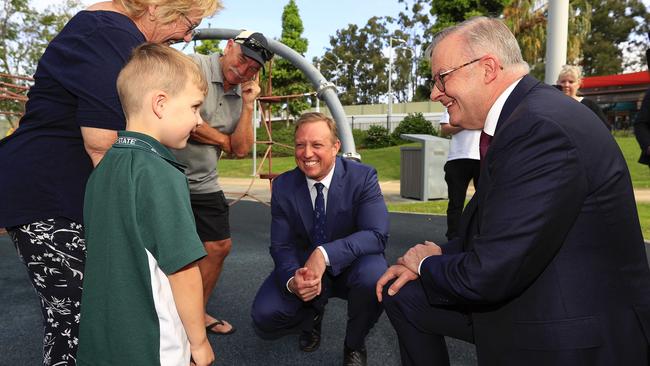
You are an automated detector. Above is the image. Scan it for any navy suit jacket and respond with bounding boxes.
[634,87,650,165]
[269,157,389,289]
[421,75,650,364]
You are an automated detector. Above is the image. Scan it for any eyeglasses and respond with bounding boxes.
[180,13,199,36]
[430,57,482,93]
[234,37,274,63]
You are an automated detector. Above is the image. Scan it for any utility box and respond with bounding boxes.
[400,134,449,201]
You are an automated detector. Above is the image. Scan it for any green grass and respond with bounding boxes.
[219,143,411,181]
[386,200,450,215]
[638,203,650,239]
[220,137,649,239]
[616,136,650,188]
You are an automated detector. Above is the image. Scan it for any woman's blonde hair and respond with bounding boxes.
[117,0,221,24]
[557,65,582,82]
[117,43,208,119]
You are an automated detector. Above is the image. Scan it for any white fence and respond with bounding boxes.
[345,112,445,132]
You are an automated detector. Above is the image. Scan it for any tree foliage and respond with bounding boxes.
[193,39,222,55]
[579,0,649,76]
[0,0,81,126]
[314,0,648,106]
[429,0,509,33]
[503,0,592,80]
[318,17,390,105]
[269,0,311,118]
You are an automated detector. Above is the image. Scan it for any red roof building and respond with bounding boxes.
[579,70,649,129]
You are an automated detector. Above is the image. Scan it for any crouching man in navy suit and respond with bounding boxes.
[251,112,389,366]
[377,17,650,366]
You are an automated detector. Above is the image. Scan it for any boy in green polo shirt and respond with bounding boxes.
[78,43,214,366]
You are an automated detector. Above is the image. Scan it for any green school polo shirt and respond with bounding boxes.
[78,131,206,366]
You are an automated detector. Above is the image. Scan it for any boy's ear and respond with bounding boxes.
[152,91,167,119]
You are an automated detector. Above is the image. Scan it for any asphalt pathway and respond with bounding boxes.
[2,201,649,365]
[0,201,478,365]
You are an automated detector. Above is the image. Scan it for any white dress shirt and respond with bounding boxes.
[286,163,336,292]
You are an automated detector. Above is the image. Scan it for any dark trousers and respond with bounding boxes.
[251,254,387,350]
[444,159,480,240]
[9,218,86,366]
[382,280,474,366]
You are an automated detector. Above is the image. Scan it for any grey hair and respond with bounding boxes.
[557,65,582,82]
[427,16,529,72]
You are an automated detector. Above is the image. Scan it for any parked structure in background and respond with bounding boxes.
[580,70,650,130]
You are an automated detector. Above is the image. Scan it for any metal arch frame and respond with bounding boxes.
[191,28,360,160]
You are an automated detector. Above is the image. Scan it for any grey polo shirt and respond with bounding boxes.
[171,53,243,194]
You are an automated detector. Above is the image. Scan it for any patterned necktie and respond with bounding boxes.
[479,131,493,164]
[312,183,327,246]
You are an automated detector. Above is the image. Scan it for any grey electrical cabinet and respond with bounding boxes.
[399,134,449,201]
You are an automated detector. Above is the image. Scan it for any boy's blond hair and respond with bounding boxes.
[117,43,208,119]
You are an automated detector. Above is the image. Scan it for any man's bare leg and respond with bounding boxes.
[198,237,234,333]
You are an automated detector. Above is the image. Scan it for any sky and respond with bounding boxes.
[31,0,406,60]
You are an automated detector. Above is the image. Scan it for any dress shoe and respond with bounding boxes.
[343,344,367,366]
[299,311,323,352]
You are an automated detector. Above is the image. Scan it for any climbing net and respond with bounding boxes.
[0,72,32,136]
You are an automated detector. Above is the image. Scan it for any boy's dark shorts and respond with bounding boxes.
[190,191,230,242]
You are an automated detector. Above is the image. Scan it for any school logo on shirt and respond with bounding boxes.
[117,137,137,145]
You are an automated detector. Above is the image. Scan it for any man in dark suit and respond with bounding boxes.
[251,112,389,366]
[634,48,650,169]
[377,17,650,366]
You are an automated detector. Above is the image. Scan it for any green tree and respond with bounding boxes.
[394,1,435,102]
[580,0,649,76]
[193,39,222,55]
[318,17,389,105]
[0,0,81,127]
[429,0,510,33]
[269,0,311,118]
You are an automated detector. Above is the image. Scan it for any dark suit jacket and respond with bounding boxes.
[420,75,650,365]
[634,87,650,165]
[269,156,389,289]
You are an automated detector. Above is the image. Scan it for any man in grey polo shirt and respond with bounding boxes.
[172,30,274,335]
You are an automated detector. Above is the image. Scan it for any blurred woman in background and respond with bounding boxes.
[557,64,610,130]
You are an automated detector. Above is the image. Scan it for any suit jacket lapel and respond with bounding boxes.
[325,158,344,241]
[467,76,540,251]
[495,75,540,135]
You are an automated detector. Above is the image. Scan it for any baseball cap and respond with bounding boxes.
[234,30,274,70]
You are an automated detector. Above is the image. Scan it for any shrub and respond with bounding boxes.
[365,125,392,149]
[391,112,438,143]
[254,121,294,157]
[351,128,368,149]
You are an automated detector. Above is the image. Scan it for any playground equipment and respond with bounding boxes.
[191,28,355,205]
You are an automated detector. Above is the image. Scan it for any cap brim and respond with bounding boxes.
[241,47,266,71]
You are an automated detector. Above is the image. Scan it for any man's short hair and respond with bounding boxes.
[294,112,339,144]
[428,16,529,73]
[117,43,208,119]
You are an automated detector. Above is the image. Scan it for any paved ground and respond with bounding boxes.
[0,201,477,366]
[2,180,648,365]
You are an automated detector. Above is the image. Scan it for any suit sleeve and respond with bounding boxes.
[269,182,303,290]
[420,117,588,305]
[634,89,650,157]
[321,168,389,276]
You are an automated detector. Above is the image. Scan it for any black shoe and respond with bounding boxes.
[343,344,367,366]
[299,311,323,352]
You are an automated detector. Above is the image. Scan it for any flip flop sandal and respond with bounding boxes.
[205,319,236,336]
